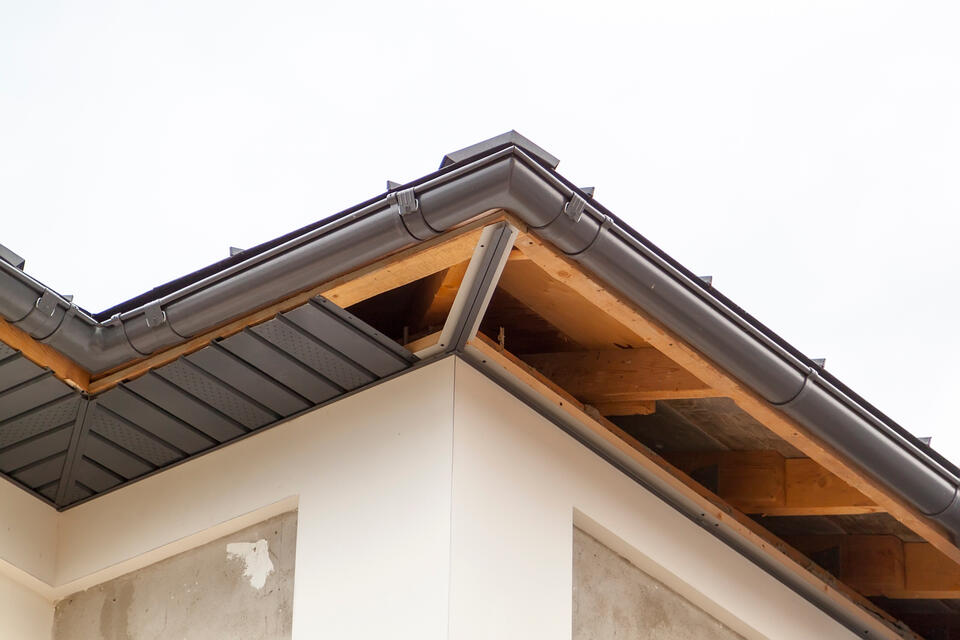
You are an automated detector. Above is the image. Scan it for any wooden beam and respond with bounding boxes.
[587,400,656,416]
[415,261,469,330]
[668,451,881,516]
[497,258,648,350]
[784,458,881,516]
[467,333,912,637]
[0,317,90,391]
[520,349,717,413]
[512,228,960,566]
[87,211,508,394]
[787,535,960,599]
[404,330,441,354]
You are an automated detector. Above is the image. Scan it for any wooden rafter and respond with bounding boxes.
[467,333,912,637]
[521,349,718,414]
[787,535,960,599]
[497,258,649,350]
[412,261,469,331]
[511,225,960,567]
[668,450,881,516]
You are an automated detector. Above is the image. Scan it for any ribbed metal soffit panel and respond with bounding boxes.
[0,296,416,509]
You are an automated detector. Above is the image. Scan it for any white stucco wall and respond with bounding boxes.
[447,358,857,640]
[0,356,863,639]
[0,568,53,639]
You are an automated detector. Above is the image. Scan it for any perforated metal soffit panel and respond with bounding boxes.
[0,297,415,509]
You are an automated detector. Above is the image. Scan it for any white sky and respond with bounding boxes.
[2,2,959,461]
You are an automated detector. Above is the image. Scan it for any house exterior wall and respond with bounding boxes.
[448,358,858,640]
[53,511,297,640]
[0,569,53,639]
[0,357,863,639]
[574,526,745,639]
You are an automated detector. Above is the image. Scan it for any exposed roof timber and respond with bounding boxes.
[86,212,507,394]
[496,258,649,350]
[521,349,717,409]
[667,450,880,516]
[586,399,657,417]
[512,229,960,566]
[404,330,441,355]
[787,535,960,599]
[0,317,88,391]
[463,333,913,640]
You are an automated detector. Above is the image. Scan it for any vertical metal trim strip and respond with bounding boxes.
[54,397,94,506]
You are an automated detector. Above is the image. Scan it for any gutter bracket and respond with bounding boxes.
[36,290,60,317]
[396,188,419,218]
[144,303,167,328]
[395,188,437,240]
[563,194,587,224]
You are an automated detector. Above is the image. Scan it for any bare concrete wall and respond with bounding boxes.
[574,527,745,640]
[53,511,296,640]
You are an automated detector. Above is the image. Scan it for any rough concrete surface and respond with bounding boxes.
[574,527,745,640]
[54,511,297,640]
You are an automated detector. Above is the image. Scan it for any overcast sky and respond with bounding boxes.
[2,2,958,461]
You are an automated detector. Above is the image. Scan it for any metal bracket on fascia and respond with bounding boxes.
[36,290,60,317]
[395,187,437,240]
[144,303,167,328]
[396,188,419,217]
[414,221,518,359]
[563,194,587,224]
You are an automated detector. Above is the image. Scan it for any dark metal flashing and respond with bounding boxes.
[439,130,560,170]
[0,132,956,540]
[0,243,25,271]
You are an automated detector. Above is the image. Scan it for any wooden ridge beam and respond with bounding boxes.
[87,210,508,394]
[512,228,960,567]
[0,317,90,391]
[668,450,881,516]
[787,535,960,599]
[466,333,913,637]
[521,348,718,414]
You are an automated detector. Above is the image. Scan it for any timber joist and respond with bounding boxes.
[667,450,881,516]
[786,535,960,599]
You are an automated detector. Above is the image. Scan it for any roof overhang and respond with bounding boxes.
[1,132,958,638]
